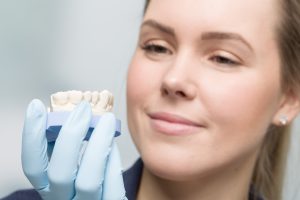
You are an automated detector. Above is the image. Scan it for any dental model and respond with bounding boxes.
[50,90,114,115]
[46,90,121,143]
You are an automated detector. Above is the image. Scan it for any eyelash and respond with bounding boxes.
[141,43,172,55]
[209,55,241,66]
[141,42,241,66]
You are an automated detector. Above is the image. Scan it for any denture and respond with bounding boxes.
[46,90,121,143]
[50,90,114,115]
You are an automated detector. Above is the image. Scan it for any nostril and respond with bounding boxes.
[161,87,186,98]
[162,88,169,95]
[175,91,186,97]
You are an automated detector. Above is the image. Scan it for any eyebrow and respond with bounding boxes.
[201,32,253,51]
[141,19,175,37]
[141,19,253,52]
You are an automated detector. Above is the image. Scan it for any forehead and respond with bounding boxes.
[144,0,280,41]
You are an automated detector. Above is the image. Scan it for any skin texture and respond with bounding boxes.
[126,0,300,199]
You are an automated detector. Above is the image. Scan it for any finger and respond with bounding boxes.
[47,101,92,199]
[103,141,127,200]
[74,113,116,199]
[22,99,49,191]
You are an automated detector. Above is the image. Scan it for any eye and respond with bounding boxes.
[208,50,242,67]
[141,42,172,55]
[210,55,241,66]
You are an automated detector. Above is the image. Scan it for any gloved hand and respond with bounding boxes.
[21,99,127,200]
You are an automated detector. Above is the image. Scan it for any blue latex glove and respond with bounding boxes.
[21,99,127,200]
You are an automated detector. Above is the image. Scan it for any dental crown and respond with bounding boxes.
[50,90,114,115]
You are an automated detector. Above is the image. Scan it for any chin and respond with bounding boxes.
[136,138,256,183]
[143,155,193,181]
[138,144,216,182]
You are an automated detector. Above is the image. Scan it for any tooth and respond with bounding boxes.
[106,105,113,112]
[91,91,99,105]
[105,91,114,111]
[108,93,114,111]
[96,90,110,109]
[68,90,83,104]
[52,92,68,105]
[103,92,113,111]
[83,91,92,102]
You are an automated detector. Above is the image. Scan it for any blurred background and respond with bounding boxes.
[0,0,142,197]
[0,0,299,199]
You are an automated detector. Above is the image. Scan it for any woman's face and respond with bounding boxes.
[127,0,283,180]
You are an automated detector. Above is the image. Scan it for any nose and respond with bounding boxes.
[161,58,197,100]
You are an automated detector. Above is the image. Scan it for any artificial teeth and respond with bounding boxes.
[83,91,92,102]
[46,89,121,142]
[68,90,83,104]
[91,91,99,105]
[50,90,114,115]
[52,92,68,105]
[97,91,110,109]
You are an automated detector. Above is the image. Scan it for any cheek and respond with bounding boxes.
[127,57,145,102]
[201,70,281,139]
[126,55,143,150]
[126,52,161,143]
[127,53,160,102]
[127,51,167,107]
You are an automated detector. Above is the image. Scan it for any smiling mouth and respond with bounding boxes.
[148,112,204,136]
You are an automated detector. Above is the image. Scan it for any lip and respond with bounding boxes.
[148,112,204,136]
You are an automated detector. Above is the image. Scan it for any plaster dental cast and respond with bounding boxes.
[46,90,121,142]
[4,0,300,199]
[49,90,114,114]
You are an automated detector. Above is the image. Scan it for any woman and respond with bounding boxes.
[4,0,300,199]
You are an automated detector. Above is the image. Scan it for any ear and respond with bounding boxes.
[272,90,300,126]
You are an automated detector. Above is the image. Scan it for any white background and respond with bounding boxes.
[0,0,299,199]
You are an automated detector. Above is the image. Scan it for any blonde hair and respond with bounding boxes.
[143,0,300,199]
[254,0,300,199]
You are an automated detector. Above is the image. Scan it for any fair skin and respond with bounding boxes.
[126,0,300,200]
